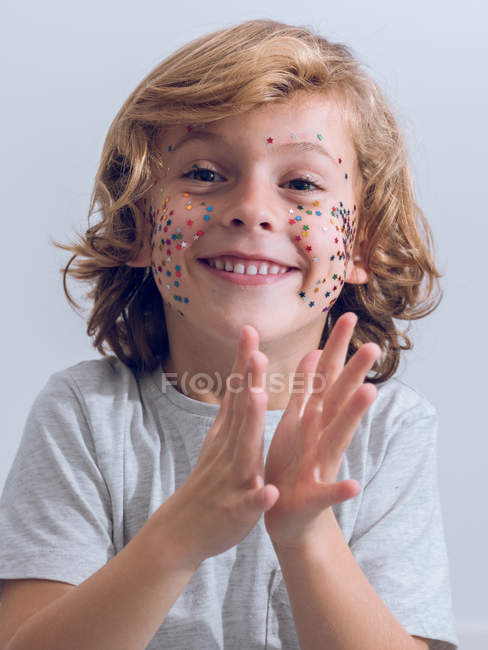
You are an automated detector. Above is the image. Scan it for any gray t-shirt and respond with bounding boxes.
[0,355,458,649]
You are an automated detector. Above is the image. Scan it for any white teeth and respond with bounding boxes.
[207,256,290,275]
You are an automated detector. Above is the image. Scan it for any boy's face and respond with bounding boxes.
[132,92,367,346]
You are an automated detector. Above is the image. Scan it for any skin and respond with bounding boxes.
[128,91,370,410]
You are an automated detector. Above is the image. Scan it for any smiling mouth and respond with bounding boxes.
[197,259,299,285]
[198,258,297,275]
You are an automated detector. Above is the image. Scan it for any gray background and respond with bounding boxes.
[1,0,486,646]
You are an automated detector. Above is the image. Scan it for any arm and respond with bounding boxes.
[273,509,428,650]
[262,314,441,649]
[7,515,198,650]
[5,327,279,650]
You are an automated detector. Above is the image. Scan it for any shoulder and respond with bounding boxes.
[358,376,439,465]
[35,355,145,437]
[371,375,437,425]
[31,356,148,457]
[43,355,142,408]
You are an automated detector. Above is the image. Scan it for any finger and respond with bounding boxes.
[318,382,378,469]
[307,479,361,510]
[320,342,380,428]
[245,482,280,514]
[233,350,268,473]
[228,355,255,455]
[309,312,358,404]
[287,349,323,424]
[198,385,231,460]
[220,325,259,441]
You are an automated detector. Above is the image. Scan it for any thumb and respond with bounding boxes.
[309,480,361,509]
[248,484,280,513]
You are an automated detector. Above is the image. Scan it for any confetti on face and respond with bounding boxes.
[147,192,216,315]
[288,197,357,312]
[147,123,357,319]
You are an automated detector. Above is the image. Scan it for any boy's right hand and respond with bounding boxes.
[148,325,280,571]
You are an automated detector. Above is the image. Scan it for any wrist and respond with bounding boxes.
[137,503,205,575]
[271,509,340,558]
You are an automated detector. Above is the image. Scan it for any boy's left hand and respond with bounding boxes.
[263,312,381,549]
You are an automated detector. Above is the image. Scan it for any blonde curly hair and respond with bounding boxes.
[53,18,442,383]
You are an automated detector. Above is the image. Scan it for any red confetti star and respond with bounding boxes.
[266,137,273,144]
[338,158,342,164]
[295,235,301,241]
[186,220,193,226]
[334,237,339,243]
[288,218,295,224]
[306,245,312,251]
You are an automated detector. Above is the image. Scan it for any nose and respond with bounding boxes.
[219,177,282,232]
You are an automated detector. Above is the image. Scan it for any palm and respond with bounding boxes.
[262,313,380,547]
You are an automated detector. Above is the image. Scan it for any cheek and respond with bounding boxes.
[146,192,216,314]
[293,199,358,312]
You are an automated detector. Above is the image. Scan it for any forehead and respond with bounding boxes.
[159,92,356,162]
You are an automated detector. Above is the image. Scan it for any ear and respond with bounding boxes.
[125,202,152,268]
[126,240,152,267]
[345,238,369,285]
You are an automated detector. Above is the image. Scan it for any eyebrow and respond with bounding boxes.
[171,129,337,164]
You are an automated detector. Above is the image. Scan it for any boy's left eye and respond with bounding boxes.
[282,178,321,191]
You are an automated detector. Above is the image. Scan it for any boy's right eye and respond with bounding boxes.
[183,166,225,183]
